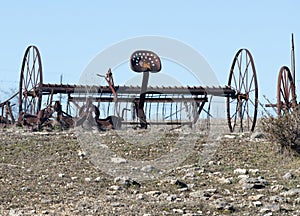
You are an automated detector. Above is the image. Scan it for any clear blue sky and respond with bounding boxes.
[0,0,299,110]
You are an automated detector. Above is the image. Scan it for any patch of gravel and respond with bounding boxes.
[1,127,300,215]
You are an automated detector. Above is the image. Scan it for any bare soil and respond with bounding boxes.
[1,127,300,215]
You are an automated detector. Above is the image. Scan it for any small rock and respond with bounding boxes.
[114,176,129,184]
[280,204,293,212]
[251,132,265,139]
[94,177,102,182]
[218,177,232,184]
[224,134,236,139]
[141,165,156,172]
[109,185,122,191]
[114,176,141,187]
[158,192,168,200]
[171,179,188,188]
[252,201,262,207]
[111,202,125,207]
[77,150,86,158]
[211,198,234,211]
[145,190,161,197]
[248,194,264,201]
[178,187,189,192]
[167,194,177,202]
[136,194,145,200]
[234,168,248,175]
[189,189,216,200]
[58,173,65,178]
[270,185,284,192]
[249,169,260,174]
[282,172,294,180]
[213,171,222,176]
[84,177,91,182]
[260,204,280,213]
[239,177,268,190]
[269,195,287,203]
[173,209,184,214]
[224,189,231,195]
[206,188,217,193]
[40,199,52,204]
[237,174,250,179]
[242,184,256,190]
[66,182,73,189]
[208,161,214,165]
[181,213,194,216]
[21,186,31,192]
[280,188,300,197]
[183,172,195,179]
[111,157,127,164]
[196,168,205,174]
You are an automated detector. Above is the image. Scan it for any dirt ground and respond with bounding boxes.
[1,126,300,215]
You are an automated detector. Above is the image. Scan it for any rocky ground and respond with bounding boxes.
[1,125,300,216]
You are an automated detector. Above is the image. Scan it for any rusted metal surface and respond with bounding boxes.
[17,105,54,130]
[276,66,296,115]
[68,96,208,103]
[265,34,298,116]
[53,101,74,129]
[0,92,18,127]
[226,49,258,132]
[18,45,43,116]
[0,45,259,132]
[130,50,162,128]
[34,84,236,97]
[130,50,161,73]
[0,101,15,126]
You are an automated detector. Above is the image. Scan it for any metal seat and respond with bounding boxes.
[130,50,161,73]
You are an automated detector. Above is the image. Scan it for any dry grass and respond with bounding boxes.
[261,112,300,156]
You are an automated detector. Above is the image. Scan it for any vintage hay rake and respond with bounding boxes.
[0,45,258,132]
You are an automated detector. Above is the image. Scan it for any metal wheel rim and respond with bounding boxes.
[227,49,258,132]
[277,66,296,116]
[18,45,43,115]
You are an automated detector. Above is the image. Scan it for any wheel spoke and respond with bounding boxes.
[238,56,243,91]
[227,49,258,132]
[240,57,251,92]
[31,52,39,85]
[277,66,295,116]
[19,46,43,115]
[248,98,256,107]
[232,73,238,90]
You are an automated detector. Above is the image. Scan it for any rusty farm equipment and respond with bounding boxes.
[0,45,259,132]
[0,93,17,126]
[265,34,298,115]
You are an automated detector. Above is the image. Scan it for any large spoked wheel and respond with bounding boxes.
[18,45,43,115]
[277,66,296,116]
[227,49,258,132]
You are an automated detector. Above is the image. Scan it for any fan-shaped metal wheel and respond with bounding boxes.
[18,45,43,115]
[227,49,258,132]
[277,66,296,116]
